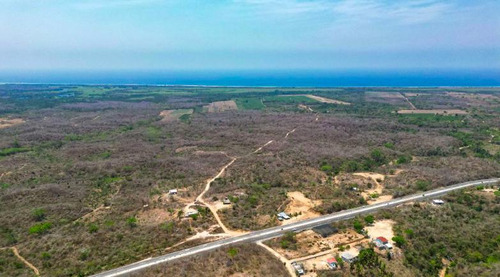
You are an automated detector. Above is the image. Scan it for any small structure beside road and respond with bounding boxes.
[432,199,445,205]
[168,189,178,195]
[327,257,339,269]
[222,197,231,205]
[312,224,338,238]
[341,252,358,263]
[277,212,291,221]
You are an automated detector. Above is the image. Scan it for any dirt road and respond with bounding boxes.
[11,246,40,276]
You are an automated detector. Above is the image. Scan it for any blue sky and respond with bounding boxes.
[1,0,499,70]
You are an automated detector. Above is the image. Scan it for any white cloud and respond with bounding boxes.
[234,0,454,24]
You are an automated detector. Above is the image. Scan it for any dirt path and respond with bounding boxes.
[285,128,296,138]
[74,184,122,223]
[256,241,295,277]
[253,140,274,154]
[400,92,416,109]
[10,246,40,276]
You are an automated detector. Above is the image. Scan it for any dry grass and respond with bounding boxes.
[397,109,468,115]
[205,100,238,113]
[0,118,25,129]
[159,109,193,122]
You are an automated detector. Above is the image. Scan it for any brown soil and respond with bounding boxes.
[205,100,238,113]
[397,109,468,115]
[137,208,177,225]
[365,220,395,242]
[274,229,364,260]
[0,118,25,129]
[175,146,198,153]
[284,191,322,224]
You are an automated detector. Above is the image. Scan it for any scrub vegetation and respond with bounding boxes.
[0,85,498,276]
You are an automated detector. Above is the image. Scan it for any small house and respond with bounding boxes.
[432,199,445,205]
[327,257,338,269]
[375,236,389,244]
[373,239,385,249]
[277,212,291,221]
[169,189,178,195]
[341,252,358,263]
[222,197,231,205]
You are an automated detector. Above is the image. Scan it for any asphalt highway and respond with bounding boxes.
[92,177,499,277]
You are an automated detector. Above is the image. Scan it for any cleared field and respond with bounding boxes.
[0,118,25,129]
[159,109,193,122]
[397,109,468,115]
[204,100,238,113]
[303,94,350,105]
[235,97,266,110]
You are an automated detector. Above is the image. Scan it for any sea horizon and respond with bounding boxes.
[1,69,499,87]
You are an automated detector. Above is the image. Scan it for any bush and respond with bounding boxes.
[32,208,46,221]
[353,220,364,233]
[29,222,52,235]
[392,235,406,247]
[364,215,375,225]
[126,217,137,228]
[88,224,99,233]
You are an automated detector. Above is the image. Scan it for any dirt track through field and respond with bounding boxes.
[256,241,295,277]
[10,246,40,276]
[400,93,417,109]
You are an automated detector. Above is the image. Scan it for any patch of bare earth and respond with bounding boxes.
[397,109,467,115]
[304,94,350,105]
[284,191,322,224]
[137,208,177,225]
[159,109,193,122]
[365,219,395,242]
[353,172,393,204]
[273,229,365,260]
[0,118,25,129]
[175,145,198,153]
[205,100,238,113]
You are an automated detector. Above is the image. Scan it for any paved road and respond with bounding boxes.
[92,178,499,277]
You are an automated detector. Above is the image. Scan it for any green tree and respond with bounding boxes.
[353,220,364,233]
[364,215,375,225]
[392,235,406,247]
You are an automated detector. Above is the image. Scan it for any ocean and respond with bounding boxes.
[0,69,499,87]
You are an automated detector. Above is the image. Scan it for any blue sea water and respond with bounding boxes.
[0,69,499,87]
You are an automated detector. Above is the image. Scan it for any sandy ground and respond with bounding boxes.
[205,100,238,113]
[397,109,468,115]
[439,258,450,277]
[298,104,314,112]
[284,191,322,224]
[274,229,364,260]
[159,109,193,122]
[353,172,392,204]
[304,95,350,105]
[365,220,395,242]
[0,118,25,129]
